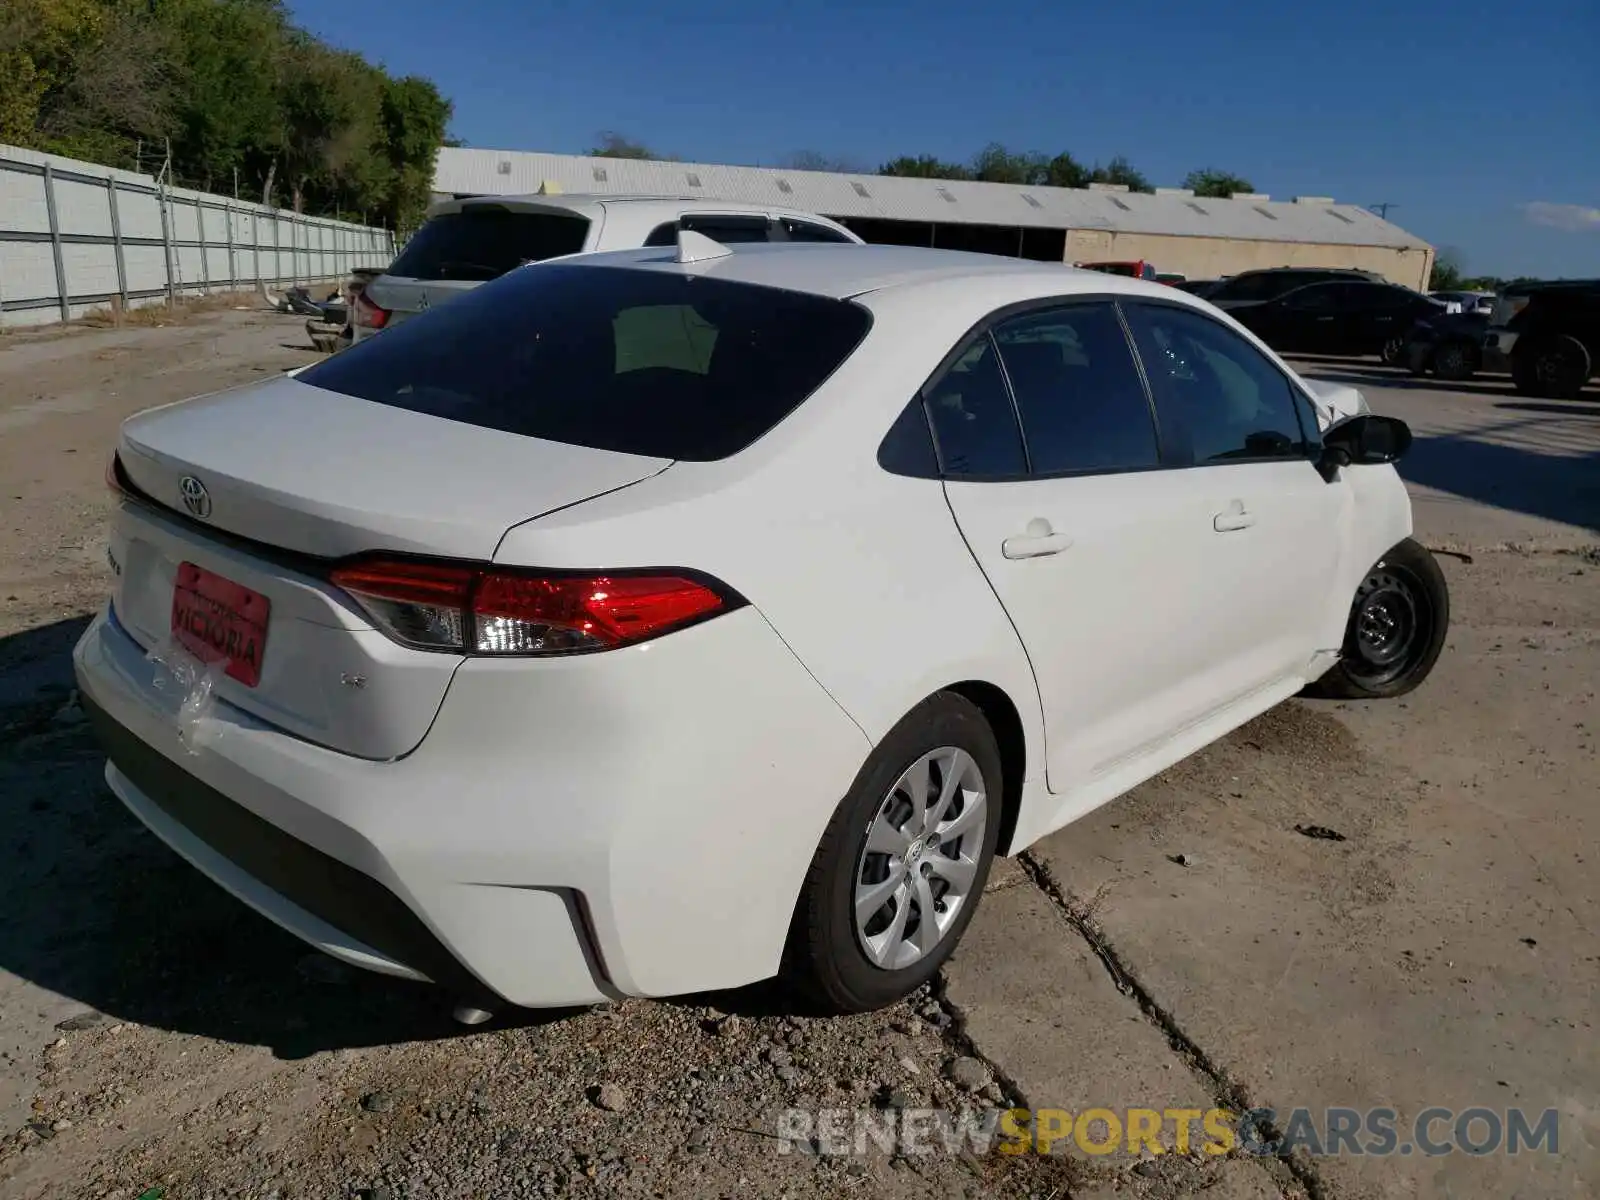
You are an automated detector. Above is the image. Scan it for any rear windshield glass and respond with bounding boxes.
[298,263,873,461]
[386,207,591,282]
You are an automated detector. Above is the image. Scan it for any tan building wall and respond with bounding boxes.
[1064,229,1433,291]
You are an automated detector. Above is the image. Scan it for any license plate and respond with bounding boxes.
[170,562,270,687]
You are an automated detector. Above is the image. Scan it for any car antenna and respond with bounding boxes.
[676,229,733,265]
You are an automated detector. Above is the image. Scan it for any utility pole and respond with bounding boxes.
[1369,202,1397,219]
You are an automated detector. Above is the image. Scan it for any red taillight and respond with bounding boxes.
[329,560,735,655]
[352,291,389,330]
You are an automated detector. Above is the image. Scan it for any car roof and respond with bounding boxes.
[548,240,1181,302]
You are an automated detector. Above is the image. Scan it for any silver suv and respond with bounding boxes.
[352,194,862,340]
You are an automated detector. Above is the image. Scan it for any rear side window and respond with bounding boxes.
[387,207,590,281]
[991,305,1158,474]
[298,264,872,461]
[1283,283,1340,311]
[924,336,1026,477]
[779,218,855,244]
[1123,303,1315,465]
[643,215,773,246]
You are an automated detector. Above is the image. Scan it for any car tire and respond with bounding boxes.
[1303,538,1450,700]
[782,693,1003,1014]
[1380,336,1406,366]
[1512,335,1591,400]
[1430,341,1475,381]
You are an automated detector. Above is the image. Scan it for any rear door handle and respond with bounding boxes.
[1213,503,1257,532]
[1002,518,1073,560]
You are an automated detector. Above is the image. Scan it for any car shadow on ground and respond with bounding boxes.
[1496,400,1600,418]
[1399,429,1600,532]
[0,617,580,1060]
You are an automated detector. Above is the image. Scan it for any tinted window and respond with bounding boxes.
[1207,272,1297,303]
[991,305,1158,474]
[1371,284,1427,311]
[780,218,855,243]
[388,208,590,281]
[1282,283,1342,311]
[644,214,773,247]
[1124,303,1315,465]
[1210,270,1363,304]
[300,263,871,462]
[878,399,940,478]
[924,336,1026,477]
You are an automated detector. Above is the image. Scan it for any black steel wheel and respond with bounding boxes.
[1303,538,1450,700]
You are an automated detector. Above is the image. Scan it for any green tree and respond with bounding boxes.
[1043,151,1089,189]
[879,154,972,180]
[381,74,452,231]
[1428,248,1466,291]
[1182,168,1254,198]
[157,0,290,193]
[1088,155,1152,193]
[0,0,452,227]
[589,130,655,159]
[0,0,109,147]
[971,142,1048,185]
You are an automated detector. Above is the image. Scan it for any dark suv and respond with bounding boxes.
[1195,267,1385,305]
[1484,280,1600,399]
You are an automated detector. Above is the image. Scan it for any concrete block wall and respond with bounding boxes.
[0,144,397,328]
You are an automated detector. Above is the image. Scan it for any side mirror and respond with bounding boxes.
[1318,414,1412,480]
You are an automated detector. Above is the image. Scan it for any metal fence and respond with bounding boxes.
[0,143,396,328]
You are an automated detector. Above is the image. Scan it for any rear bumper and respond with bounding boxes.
[73,601,869,1007]
[85,694,507,1006]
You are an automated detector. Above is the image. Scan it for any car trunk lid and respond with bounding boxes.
[111,376,670,759]
[117,374,670,561]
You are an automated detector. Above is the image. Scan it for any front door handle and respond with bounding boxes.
[1002,518,1073,560]
[1213,501,1257,532]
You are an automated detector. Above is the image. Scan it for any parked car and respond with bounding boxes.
[1402,311,1488,380]
[1428,290,1495,317]
[1154,272,1188,285]
[1221,279,1446,361]
[1172,278,1220,295]
[352,194,863,340]
[1075,260,1158,281]
[79,238,1446,1017]
[1199,267,1385,307]
[1483,279,1600,399]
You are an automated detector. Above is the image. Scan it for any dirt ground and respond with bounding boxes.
[0,311,1595,1200]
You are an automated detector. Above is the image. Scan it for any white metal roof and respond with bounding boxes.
[435,147,1430,251]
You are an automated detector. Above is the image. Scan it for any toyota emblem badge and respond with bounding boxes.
[179,475,212,519]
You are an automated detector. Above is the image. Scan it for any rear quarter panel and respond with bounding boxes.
[491,280,1050,839]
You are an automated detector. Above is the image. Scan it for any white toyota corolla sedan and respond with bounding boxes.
[74,235,1449,1016]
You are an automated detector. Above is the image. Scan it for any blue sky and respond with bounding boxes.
[287,0,1598,280]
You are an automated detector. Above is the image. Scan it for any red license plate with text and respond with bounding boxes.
[170,562,270,687]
